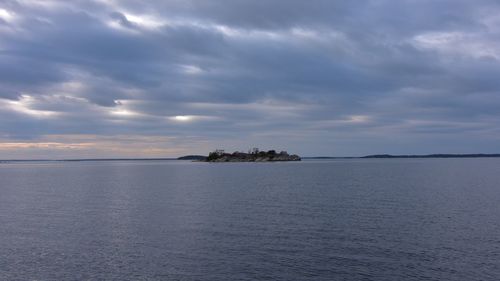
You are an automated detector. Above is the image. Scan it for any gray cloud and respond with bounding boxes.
[0,0,500,157]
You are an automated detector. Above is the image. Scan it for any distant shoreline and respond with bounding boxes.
[360,154,500,159]
[305,154,500,159]
[2,154,500,162]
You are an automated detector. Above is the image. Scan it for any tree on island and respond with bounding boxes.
[207,149,225,161]
[204,148,300,162]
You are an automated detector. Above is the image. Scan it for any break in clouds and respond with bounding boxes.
[1,0,500,158]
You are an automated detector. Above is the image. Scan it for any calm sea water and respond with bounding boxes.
[0,159,499,280]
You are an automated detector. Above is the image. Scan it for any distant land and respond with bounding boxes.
[304,154,500,159]
[177,155,207,161]
[361,154,500,158]
[204,149,301,162]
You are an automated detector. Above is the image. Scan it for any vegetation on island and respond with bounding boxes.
[205,148,301,162]
[177,155,207,161]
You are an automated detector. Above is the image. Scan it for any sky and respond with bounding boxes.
[1,0,500,159]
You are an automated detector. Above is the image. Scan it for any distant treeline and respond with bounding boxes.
[361,154,500,158]
[205,149,301,162]
[177,155,207,161]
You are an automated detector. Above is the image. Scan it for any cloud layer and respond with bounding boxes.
[1,0,500,158]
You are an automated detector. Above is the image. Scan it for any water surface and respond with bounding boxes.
[1,159,499,280]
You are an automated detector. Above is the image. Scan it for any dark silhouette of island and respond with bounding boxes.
[201,148,301,162]
[177,155,207,161]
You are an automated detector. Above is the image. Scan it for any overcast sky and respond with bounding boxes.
[1,0,500,158]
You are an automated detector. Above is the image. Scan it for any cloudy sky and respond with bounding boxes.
[1,0,500,158]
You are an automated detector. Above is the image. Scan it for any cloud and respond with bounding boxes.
[0,0,500,157]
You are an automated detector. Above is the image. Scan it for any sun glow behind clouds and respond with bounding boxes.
[169,115,220,122]
[0,9,15,21]
[173,115,193,122]
[180,65,203,75]
[124,13,166,29]
[348,115,370,123]
[1,95,59,118]
[110,109,139,117]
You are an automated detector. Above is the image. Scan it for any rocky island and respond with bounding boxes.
[204,149,301,162]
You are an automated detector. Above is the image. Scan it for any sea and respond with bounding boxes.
[0,159,499,280]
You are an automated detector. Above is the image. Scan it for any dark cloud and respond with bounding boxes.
[0,0,499,157]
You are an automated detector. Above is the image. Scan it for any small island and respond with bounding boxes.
[200,148,301,162]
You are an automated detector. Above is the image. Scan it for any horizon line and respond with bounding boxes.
[2,153,500,162]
